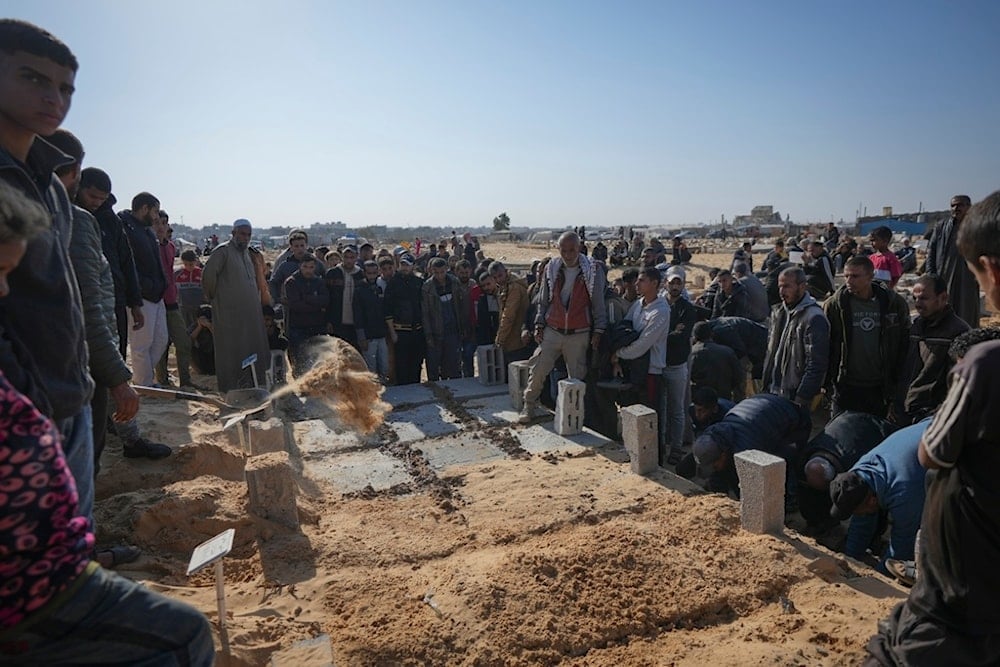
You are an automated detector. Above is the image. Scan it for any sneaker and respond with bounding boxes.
[885,559,916,587]
[517,402,539,425]
[123,438,172,460]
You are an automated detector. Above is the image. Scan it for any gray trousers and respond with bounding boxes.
[523,328,589,406]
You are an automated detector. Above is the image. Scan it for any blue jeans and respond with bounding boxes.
[57,406,94,530]
[661,363,688,457]
[362,337,390,382]
[0,563,214,665]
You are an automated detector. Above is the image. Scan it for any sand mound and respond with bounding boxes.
[271,337,390,434]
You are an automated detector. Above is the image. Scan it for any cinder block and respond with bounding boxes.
[621,404,658,475]
[554,379,586,435]
[477,345,506,386]
[508,360,532,410]
[734,449,786,535]
[246,451,299,530]
[247,417,290,455]
[269,350,288,388]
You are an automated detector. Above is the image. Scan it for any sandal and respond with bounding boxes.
[885,559,916,587]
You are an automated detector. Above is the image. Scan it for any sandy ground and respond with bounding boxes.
[88,239,915,664]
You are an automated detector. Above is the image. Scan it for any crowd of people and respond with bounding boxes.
[1,17,999,667]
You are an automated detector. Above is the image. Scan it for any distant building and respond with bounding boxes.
[855,209,949,238]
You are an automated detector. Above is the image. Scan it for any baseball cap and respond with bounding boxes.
[399,253,415,265]
[692,435,724,477]
[828,472,871,520]
[232,218,252,230]
[665,266,686,283]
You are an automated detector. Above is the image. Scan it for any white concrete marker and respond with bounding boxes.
[621,404,658,475]
[555,378,585,435]
[476,345,505,385]
[508,360,531,410]
[187,528,235,657]
[734,449,786,534]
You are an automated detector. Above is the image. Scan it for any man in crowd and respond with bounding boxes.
[519,232,607,423]
[923,194,980,328]
[710,269,750,319]
[0,21,97,525]
[762,266,829,409]
[45,130,157,474]
[282,253,327,373]
[422,257,467,381]
[119,192,168,387]
[663,266,697,464]
[733,261,768,322]
[689,321,744,402]
[355,259,390,382]
[896,273,969,424]
[689,386,733,437]
[76,167,143,360]
[829,418,929,574]
[797,410,896,530]
[688,393,812,499]
[153,210,193,388]
[803,239,836,299]
[824,256,910,418]
[491,260,530,363]
[385,254,425,384]
[326,244,362,347]
[268,229,318,304]
[612,267,670,410]
[455,259,478,377]
[620,267,639,303]
[865,190,1000,665]
[202,219,270,391]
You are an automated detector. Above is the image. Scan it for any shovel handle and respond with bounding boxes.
[131,385,233,411]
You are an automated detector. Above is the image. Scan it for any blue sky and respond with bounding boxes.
[8,1,1000,230]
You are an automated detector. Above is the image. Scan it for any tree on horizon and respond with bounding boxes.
[493,212,510,231]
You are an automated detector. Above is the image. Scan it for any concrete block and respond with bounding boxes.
[554,378,585,435]
[476,345,505,386]
[247,417,290,455]
[246,451,299,530]
[620,404,658,475]
[269,350,288,388]
[734,449,786,535]
[381,383,437,409]
[508,360,532,410]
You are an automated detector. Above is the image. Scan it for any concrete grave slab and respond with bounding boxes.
[304,450,412,494]
[290,419,370,459]
[435,377,509,401]
[417,432,507,473]
[513,423,618,456]
[464,394,523,426]
[386,403,463,444]
[381,383,437,409]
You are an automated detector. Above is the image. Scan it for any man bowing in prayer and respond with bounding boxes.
[202,219,271,392]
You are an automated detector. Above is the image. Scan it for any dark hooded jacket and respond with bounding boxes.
[0,138,93,420]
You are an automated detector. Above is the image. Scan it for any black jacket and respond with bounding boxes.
[0,138,93,420]
[93,195,142,308]
[324,264,362,326]
[283,272,328,330]
[385,272,424,330]
[666,296,697,366]
[354,279,388,340]
[119,210,166,303]
[708,316,769,379]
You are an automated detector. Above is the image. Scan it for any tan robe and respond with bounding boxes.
[202,241,270,392]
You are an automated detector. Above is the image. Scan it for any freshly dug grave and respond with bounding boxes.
[94,392,901,666]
